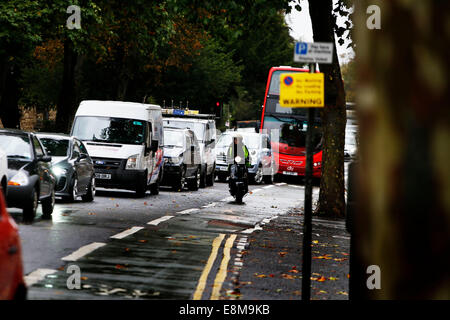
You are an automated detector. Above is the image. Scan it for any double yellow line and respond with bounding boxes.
[193,233,237,300]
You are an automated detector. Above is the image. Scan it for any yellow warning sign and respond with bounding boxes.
[279,73,324,108]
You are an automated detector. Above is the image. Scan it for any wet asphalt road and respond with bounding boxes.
[10,177,323,300]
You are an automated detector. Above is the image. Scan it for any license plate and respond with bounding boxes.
[283,171,298,176]
[95,173,111,179]
[220,166,228,171]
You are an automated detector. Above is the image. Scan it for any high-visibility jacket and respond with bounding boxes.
[227,143,251,167]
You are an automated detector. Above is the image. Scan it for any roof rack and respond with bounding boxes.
[162,108,216,120]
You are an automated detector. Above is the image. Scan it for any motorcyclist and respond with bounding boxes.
[227,133,250,202]
[227,133,251,168]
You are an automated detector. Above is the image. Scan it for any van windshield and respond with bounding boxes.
[72,116,146,145]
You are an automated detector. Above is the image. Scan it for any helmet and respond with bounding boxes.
[233,133,243,142]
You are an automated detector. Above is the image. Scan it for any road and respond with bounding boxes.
[11,179,320,300]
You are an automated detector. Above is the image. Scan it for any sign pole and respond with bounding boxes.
[301,63,316,301]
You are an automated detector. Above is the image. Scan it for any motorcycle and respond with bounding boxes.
[228,156,249,204]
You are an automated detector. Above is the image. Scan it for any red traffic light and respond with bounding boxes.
[216,102,220,107]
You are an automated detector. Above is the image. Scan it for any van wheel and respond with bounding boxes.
[199,166,207,188]
[188,167,200,191]
[150,181,159,195]
[172,166,185,191]
[23,186,38,222]
[136,173,147,197]
[206,165,215,187]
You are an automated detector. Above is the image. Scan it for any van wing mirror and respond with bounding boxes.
[151,140,159,152]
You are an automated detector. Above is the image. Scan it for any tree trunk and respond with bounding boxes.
[0,61,21,129]
[55,39,78,133]
[309,0,347,218]
[354,0,450,299]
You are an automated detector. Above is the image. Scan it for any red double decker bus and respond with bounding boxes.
[260,66,323,179]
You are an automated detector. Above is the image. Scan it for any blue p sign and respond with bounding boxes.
[296,42,308,55]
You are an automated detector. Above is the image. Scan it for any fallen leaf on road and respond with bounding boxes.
[318,290,328,294]
[337,291,348,296]
[328,277,338,281]
[292,290,301,296]
[144,202,148,205]
[255,273,267,278]
[269,274,275,278]
[115,264,126,269]
[81,276,88,280]
[317,276,326,282]
[282,274,296,280]
[278,251,288,257]
[138,239,148,243]
[312,240,319,244]
[333,258,347,262]
[313,255,332,260]
[88,212,96,215]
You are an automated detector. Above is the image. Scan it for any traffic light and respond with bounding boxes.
[215,101,222,118]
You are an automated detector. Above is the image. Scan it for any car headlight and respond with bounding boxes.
[166,156,182,164]
[52,166,68,177]
[126,154,140,169]
[235,156,242,163]
[8,170,29,186]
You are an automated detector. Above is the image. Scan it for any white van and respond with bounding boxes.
[71,100,164,197]
[162,111,216,187]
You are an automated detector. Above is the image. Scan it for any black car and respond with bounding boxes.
[37,133,95,202]
[0,129,56,222]
[161,128,201,191]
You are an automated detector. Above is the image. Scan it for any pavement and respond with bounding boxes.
[225,208,350,300]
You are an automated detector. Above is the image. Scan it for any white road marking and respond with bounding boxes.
[202,202,217,208]
[241,224,263,234]
[251,188,262,193]
[61,242,106,262]
[263,185,274,189]
[332,235,351,240]
[110,226,144,239]
[25,268,58,287]
[275,182,287,186]
[147,215,175,225]
[177,208,199,215]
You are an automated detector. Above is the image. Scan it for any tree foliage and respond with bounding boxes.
[0,0,300,130]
